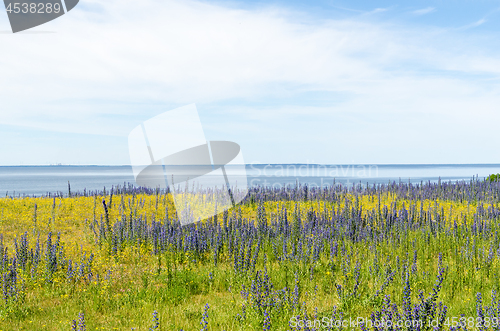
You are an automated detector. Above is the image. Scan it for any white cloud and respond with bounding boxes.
[412,7,436,15]
[1,0,500,163]
[457,18,487,30]
[366,8,389,15]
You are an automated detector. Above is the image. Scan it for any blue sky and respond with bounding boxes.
[1,0,500,165]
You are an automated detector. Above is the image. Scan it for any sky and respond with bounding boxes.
[1,0,500,165]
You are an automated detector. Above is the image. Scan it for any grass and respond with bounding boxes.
[0,181,500,330]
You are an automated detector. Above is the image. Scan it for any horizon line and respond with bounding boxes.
[1,163,500,167]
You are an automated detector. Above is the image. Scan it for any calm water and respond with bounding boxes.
[0,164,499,196]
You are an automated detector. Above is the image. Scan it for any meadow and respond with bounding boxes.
[1,179,500,330]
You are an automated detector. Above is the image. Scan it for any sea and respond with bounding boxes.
[1,164,499,197]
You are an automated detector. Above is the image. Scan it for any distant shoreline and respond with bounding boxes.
[1,163,500,167]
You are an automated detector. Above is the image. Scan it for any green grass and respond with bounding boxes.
[0,187,500,330]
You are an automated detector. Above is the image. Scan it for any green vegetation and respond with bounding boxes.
[487,174,500,182]
[1,180,500,329]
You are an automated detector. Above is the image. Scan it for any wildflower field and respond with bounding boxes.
[2,179,500,330]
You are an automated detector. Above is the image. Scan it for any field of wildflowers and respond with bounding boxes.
[1,179,500,330]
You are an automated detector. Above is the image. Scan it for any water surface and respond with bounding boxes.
[1,164,499,196]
